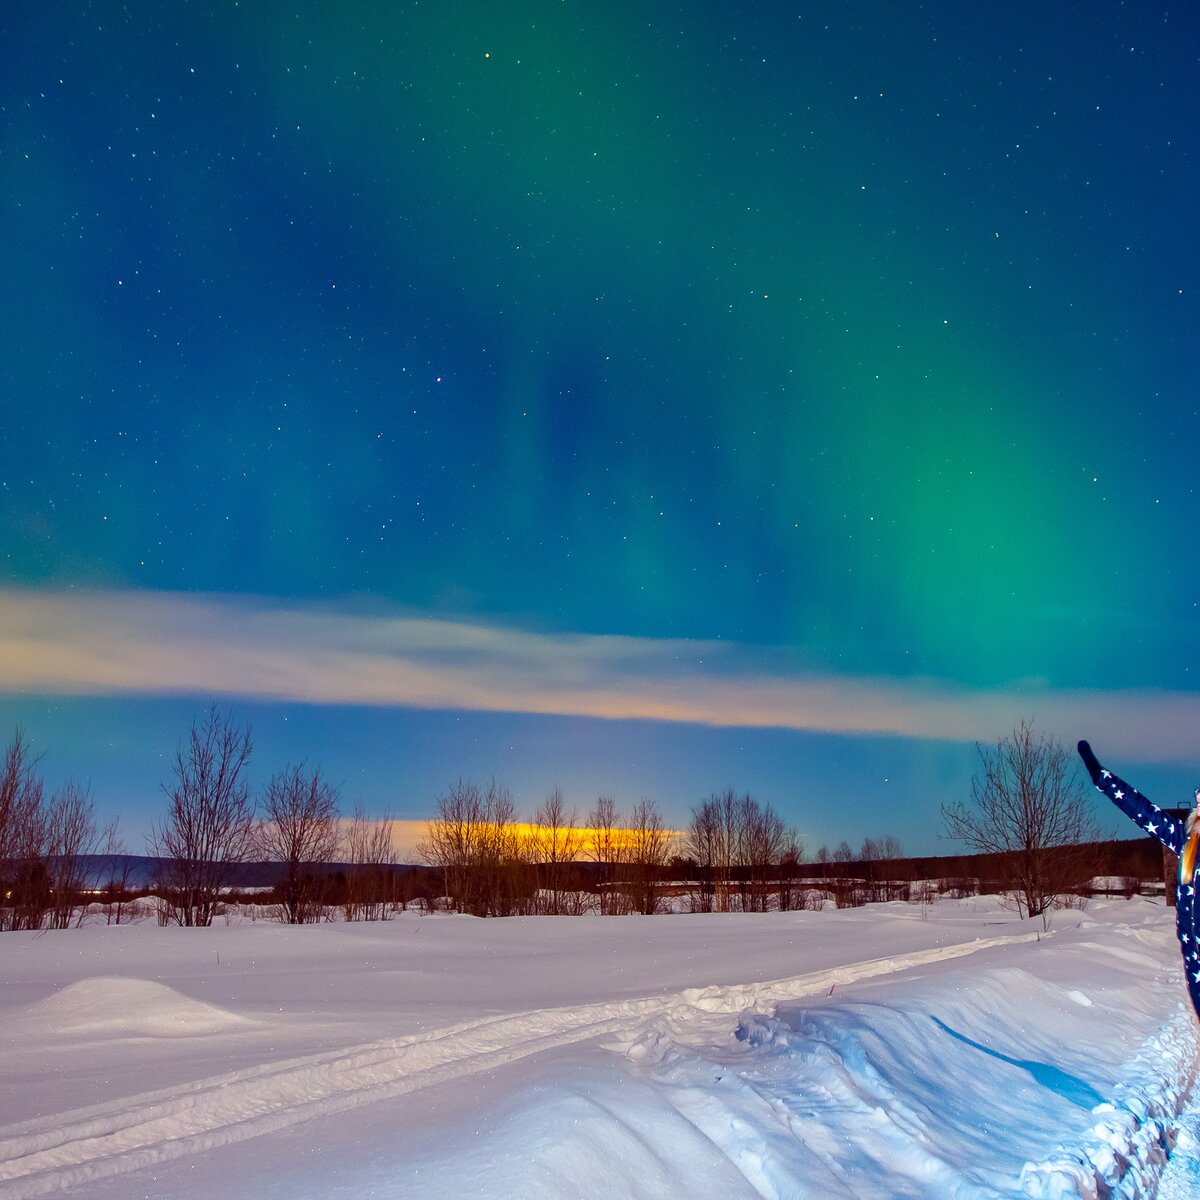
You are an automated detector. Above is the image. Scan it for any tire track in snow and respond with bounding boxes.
[0,931,1039,1198]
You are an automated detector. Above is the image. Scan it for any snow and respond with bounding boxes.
[0,896,1197,1199]
[1158,1101,1200,1198]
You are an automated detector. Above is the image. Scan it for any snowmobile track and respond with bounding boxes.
[0,932,1038,1198]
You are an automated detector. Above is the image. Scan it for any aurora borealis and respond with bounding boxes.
[2,2,1198,853]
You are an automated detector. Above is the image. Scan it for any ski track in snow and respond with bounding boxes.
[0,932,1040,1199]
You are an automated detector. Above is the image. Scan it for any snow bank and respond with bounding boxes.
[1,896,1196,1198]
[1021,1008,1199,1199]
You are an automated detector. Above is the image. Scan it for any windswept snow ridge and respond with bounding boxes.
[0,932,1036,1199]
[1020,1008,1200,1200]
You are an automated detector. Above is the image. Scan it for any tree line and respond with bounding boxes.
[418,781,673,916]
[0,731,106,931]
[1,712,1109,931]
[0,708,401,930]
[2,706,874,927]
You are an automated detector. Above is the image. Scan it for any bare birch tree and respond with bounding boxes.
[99,818,137,925]
[878,834,904,861]
[683,796,720,912]
[534,786,582,915]
[420,780,491,915]
[942,720,1100,925]
[623,798,672,915]
[587,795,627,914]
[738,793,790,912]
[682,790,742,911]
[684,791,793,912]
[777,833,804,911]
[45,780,98,929]
[343,804,397,921]
[856,833,905,902]
[418,779,478,912]
[419,779,531,916]
[0,729,49,931]
[148,706,255,927]
[257,763,341,923]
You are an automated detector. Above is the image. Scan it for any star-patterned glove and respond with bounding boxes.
[1077,740,1102,785]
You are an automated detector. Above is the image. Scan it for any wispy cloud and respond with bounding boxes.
[1,587,1196,762]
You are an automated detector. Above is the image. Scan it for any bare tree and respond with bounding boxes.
[878,834,904,860]
[587,795,627,915]
[343,804,397,921]
[684,791,794,912]
[418,779,481,913]
[44,780,98,929]
[419,780,531,916]
[682,794,721,912]
[0,729,49,932]
[480,784,534,917]
[832,841,854,863]
[777,833,804,912]
[534,787,582,915]
[0,729,37,862]
[257,763,341,924]
[739,793,790,912]
[858,834,905,903]
[683,790,739,911]
[622,798,673,914]
[942,720,1100,925]
[148,706,256,927]
[98,818,138,925]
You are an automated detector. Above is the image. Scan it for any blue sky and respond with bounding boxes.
[2,1,1198,855]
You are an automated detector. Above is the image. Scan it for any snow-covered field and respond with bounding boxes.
[1,896,1197,1199]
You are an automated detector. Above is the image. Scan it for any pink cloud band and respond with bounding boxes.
[0,587,1195,762]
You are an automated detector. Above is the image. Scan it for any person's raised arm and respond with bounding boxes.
[1078,740,1184,856]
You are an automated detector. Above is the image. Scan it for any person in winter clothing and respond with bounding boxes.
[1077,739,1200,1021]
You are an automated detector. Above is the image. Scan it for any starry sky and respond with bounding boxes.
[2,1,1198,857]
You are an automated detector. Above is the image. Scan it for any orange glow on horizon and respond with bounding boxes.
[416,819,681,860]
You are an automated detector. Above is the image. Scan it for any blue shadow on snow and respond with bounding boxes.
[930,1016,1102,1109]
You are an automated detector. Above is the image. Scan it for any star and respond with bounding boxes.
[1102,770,1113,779]
[1148,822,1157,833]
[1114,790,1124,800]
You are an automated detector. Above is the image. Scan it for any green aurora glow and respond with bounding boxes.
[2,1,1198,847]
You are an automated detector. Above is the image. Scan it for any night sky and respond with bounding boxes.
[2,1,1198,856]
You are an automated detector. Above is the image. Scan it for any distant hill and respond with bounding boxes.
[794,836,1167,887]
[39,856,425,891]
[35,833,1170,893]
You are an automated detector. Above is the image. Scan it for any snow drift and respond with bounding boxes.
[1,896,1197,1199]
